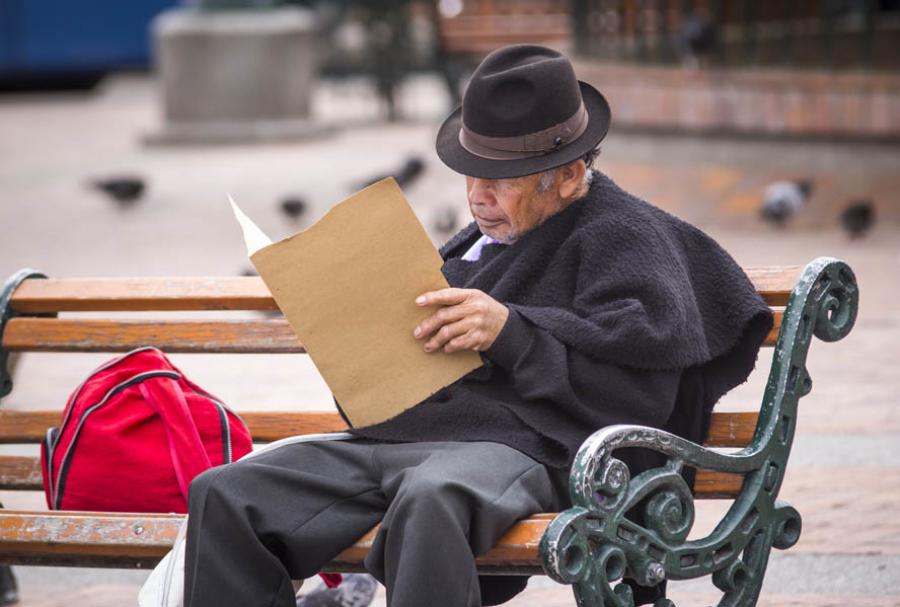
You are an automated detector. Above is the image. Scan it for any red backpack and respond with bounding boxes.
[40,347,253,513]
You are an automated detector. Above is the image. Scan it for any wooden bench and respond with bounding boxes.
[0,257,858,604]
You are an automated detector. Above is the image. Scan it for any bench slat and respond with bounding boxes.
[2,318,305,353]
[703,411,758,448]
[236,411,351,439]
[2,313,782,353]
[0,456,42,491]
[0,511,189,569]
[0,411,60,443]
[10,278,279,313]
[746,266,800,306]
[8,268,798,313]
[330,514,556,574]
[691,470,746,498]
[0,455,744,497]
[0,511,552,573]
[0,410,757,447]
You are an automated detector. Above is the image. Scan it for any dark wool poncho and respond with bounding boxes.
[349,171,773,470]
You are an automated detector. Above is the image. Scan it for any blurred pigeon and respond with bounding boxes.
[354,156,425,190]
[431,204,459,235]
[90,175,146,206]
[761,179,814,227]
[840,199,875,239]
[296,573,377,607]
[279,196,308,220]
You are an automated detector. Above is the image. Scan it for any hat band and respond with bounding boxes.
[458,102,589,161]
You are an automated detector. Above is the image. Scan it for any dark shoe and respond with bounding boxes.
[296,574,377,607]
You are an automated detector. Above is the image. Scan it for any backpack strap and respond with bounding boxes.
[139,376,212,503]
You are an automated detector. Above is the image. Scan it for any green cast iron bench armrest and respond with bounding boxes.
[539,257,858,607]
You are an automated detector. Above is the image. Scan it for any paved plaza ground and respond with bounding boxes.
[0,74,898,605]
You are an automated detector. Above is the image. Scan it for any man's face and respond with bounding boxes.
[465,173,561,244]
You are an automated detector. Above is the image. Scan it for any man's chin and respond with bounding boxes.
[481,229,518,245]
[475,221,511,243]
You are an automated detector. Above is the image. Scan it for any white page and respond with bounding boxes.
[228,193,273,256]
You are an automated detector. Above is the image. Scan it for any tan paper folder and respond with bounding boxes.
[233,179,482,427]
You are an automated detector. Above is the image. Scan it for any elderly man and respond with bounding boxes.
[183,45,772,607]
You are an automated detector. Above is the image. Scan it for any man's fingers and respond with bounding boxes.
[411,288,503,352]
[414,304,471,339]
[415,288,469,307]
[424,318,473,352]
[443,333,478,353]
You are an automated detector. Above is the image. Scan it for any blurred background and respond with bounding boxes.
[1,1,898,606]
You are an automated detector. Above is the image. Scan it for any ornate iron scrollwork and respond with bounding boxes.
[540,257,858,607]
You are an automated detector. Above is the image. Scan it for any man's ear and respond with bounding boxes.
[557,160,587,200]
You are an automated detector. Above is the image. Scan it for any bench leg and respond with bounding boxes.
[0,271,49,603]
[0,502,17,606]
[0,565,16,606]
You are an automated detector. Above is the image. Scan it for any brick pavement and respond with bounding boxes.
[1,74,899,606]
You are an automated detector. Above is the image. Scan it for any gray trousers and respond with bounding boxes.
[183,440,567,607]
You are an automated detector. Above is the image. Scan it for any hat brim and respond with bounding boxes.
[435,81,611,179]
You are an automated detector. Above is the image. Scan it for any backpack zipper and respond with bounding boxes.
[42,426,60,497]
[52,370,182,510]
[181,384,238,464]
[205,395,233,464]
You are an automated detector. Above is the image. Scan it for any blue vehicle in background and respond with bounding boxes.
[0,0,178,90]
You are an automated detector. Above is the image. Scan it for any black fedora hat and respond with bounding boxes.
[436,45,611,179]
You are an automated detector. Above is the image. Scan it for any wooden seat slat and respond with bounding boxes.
[0,456,42,490]
[2,318,306,354]
[0,410,758,447]
[1,313,782,353]
[231,411,351,440]
[8,268,798,313]
[703,411,758,448]
[0,412,60,443]
[691,470,746,499]
[745,266,800,306]
[0,511,551,572]
[9,278,280,313]
[0,455,744,497]
[768,310,782,344]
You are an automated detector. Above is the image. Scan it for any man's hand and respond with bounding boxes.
[413,288,509,353]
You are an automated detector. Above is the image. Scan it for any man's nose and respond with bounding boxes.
[468,178,495,207]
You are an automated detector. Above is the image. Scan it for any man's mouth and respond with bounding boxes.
[475,216,505,228]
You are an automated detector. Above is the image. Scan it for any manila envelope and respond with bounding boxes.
[231,178,482,428]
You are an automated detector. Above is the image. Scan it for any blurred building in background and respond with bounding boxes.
[424,0,900,139]
[2,1,898,136]
[570,0,900,71]
[566,1,900,139]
